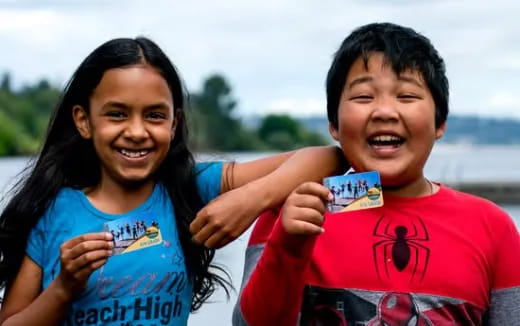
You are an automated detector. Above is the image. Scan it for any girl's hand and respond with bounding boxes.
[55,232,113,300]
[190,186,262,248]
[282,182,333,235]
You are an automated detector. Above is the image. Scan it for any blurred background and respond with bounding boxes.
[0,1,519,325]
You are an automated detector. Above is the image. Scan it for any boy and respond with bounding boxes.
[232,23,520,325]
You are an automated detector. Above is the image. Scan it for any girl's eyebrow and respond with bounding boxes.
[145,103,171,111]
[102,101,172,110]
[102,101,129,110]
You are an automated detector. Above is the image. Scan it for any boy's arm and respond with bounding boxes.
[235,182,330,326]
[231,208,278,326]
[191,146,346,248]
[487,215,520,325]
[236,212,318,326]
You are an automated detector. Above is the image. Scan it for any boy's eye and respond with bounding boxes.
[397,94,421,102]
[350,95,373,102]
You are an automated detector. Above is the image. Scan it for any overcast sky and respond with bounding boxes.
[1,0,519,120]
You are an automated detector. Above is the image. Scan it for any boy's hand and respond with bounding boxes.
[282,182,333,235]
[56,232,113,300]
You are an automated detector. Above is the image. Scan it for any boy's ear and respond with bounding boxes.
[329,122,340,141]
[72,105,92,139]
[435,121,447,140]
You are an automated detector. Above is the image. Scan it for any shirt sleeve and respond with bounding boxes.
[195,161,223,204]
[26,212,48,267]
[239,210,318,326]
[232,209,279,326]
[487,212,520,325]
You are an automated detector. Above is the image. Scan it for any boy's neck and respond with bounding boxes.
[84,179,156,214]
[383,177,436,198]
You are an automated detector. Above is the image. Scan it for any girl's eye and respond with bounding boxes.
[106,111,126,118]
[147,112,167,120]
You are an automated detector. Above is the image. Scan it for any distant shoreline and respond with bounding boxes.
[448,182,520,204]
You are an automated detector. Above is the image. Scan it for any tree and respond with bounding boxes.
[1,73,11,93]
[188,74,264,151]
[258,114,327,150]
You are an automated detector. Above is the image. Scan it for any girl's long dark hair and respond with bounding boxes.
[0,37,229,311]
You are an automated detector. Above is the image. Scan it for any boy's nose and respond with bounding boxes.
[370,99,399,122]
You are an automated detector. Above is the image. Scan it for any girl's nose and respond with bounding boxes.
[124,118,148,141]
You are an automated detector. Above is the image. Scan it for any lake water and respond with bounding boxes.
[0,145,519,325]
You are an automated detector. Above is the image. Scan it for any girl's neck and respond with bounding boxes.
[84,178,156,214]
[383,176,437,198]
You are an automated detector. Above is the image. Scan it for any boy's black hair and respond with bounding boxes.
[326,22,449,129]
[0,37,229,311]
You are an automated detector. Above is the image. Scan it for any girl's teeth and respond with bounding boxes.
[120,149,148,157]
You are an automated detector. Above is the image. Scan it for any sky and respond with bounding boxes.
[0,0,519,120]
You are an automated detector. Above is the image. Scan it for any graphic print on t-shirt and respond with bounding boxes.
[300,286,482,326]
[372,214,430,282]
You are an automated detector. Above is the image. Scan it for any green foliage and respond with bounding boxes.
[187,74,268,151]
[258,114,327,150]
[0,72,326,156]
[0,74,61,156]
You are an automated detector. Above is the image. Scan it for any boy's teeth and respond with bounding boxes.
[372,135,400,142]
[120,149,148,157]
[368,134,404,147]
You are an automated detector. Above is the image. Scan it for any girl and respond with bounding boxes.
[0,37,344,325]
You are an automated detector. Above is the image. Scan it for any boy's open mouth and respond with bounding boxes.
[367,135,405,148]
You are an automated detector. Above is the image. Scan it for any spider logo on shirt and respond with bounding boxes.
[372,214,430,281]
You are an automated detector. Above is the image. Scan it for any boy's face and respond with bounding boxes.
[329,53,446,190]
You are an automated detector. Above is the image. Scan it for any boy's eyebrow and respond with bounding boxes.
[398,76,425,89]
[347,76,373,89]
[347,75,425,90]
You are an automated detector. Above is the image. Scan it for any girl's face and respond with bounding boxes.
[73,64,176,188]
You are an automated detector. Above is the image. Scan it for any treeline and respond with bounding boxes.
[0,73,327,156]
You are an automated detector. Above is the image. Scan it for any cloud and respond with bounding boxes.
[265,98,326,117]
[0,0,519,120]
[487,92,520,111]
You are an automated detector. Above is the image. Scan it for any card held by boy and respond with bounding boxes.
[323,171,383,213]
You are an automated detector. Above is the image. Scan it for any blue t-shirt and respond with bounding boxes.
[27,162,222,326]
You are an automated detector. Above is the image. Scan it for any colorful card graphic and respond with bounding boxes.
[323,171,383,213]
[103,213,163,255]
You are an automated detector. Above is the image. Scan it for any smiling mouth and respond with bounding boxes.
[118,148,150,158]
[367,135,405,148]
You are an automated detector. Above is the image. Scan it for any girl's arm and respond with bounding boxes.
[0,233,113,325]
[0,256,69,325]
[190,145,347,248]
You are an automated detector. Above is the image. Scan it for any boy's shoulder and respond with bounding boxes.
[443,184,504,211]
[440,184,513,225]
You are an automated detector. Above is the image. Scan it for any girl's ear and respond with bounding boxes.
[170,111,179,140]
[72,105,92,139]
